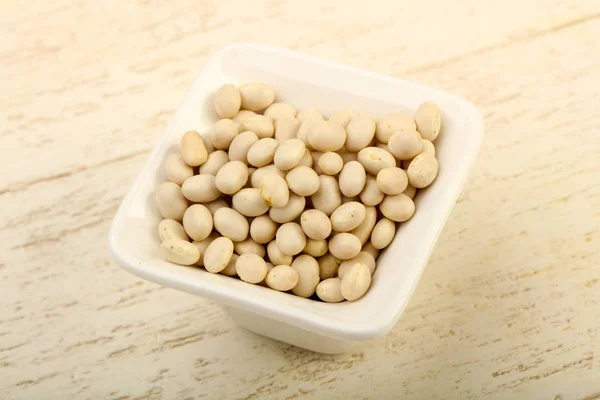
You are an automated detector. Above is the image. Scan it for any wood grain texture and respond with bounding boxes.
[1,0,599,399]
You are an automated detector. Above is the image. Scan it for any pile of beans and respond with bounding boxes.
[155,82,441,302]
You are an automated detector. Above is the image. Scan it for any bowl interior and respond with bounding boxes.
[110,43,483,340]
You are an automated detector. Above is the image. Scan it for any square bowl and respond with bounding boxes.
[109,42,483,354]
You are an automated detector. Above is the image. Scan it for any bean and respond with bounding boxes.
[338,251,376,279]
[221,253,239,276]
[199,150,229,176]
[328,109,355,128]
[422,139,436,156]
[291,255,320,298]
[414,101,441,141]
[318,253,340,280]
[215,161,248,194]
[274,116,300,143]
[300,209,332,240]
[250,215,278,244]
[204,199,228,215]
[213,207,249,242]
[242,115,274,139]
[212,119,240,150]
[286,166,320,196]
[274,138,306,171]
[182,204,213,241]
[345,114,375,152]
[265,265,299,291]
[329,233,361,260]
[339,161,366,197]
[164,153,193,185]
[318,152,344,175]
[236,253,268,284]
[371,218,396,249]
[406,153,438,188]
[341,263,371,301]
[158,219,189,242]
[269,193,305,223]
[376,167,408,195]
[232,110,256,124]
[239,83,275,111]
[388,129,423,160]
[181,175,221,203]
[192,232,219,267]
[234,237,266,257]
[296,120,318,149]
[379,193,415,222]
[296,108,324,123]
[297,149,313,167]
[247,138,279,167]
[362,242,380,260]
[375,114,416,143]
[267,240,293,266]
[155,182,188,221]
[403,184,417,199]
[264,103,297,122]
[357,147,396,175]
[303,239,328,258]
[311,175,341,216]
[203,237,234,273]
[228,130,258,164]
[359,176,384,206]
[259,173,289,207]
[276,222,306,256]
[161,239,200,266]
[316,278,345,303]
[214,84,241,119]
[232,188,270,217]
[330,202,366,232]
[308,120,346,152]
[251,164,286,188]
[180,131,208,167]
[311,151,323,174]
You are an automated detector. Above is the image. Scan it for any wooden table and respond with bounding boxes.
[2,1,599,398]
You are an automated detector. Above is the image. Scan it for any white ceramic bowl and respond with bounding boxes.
[109,42,483,354]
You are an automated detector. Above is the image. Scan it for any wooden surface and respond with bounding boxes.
[1,1,599,399]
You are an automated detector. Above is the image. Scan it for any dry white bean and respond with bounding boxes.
[191,232,219,267]
[297,149,313,167]
[234,238,266,257]
[318,152,344,175]
[379,193,415,222]
[375,114,416,143]
[180,131,208,167]
[357,147,396,175]
[236,253,268,284]
[274,116,300,143]
[213,207,249,242]
[341,263,371,301]
[239,83,275,111]
[181,175,221,203]
[403,184,417,199]
[291,255,320,298]
[318,253,340,280]
[414,101,441,141]
[221,253,239,276]
[182,204,213,241]
[267,240,293,266]
[297,108,324,123]
[199,150,229,176]
[362,242,380,260]
[376,167,408,195]
[212,119,239,150]
[204,199,228,215]
[330,202,366,232]
[406,153,439,188]
[311,151,323,174]
[286,166,320,196]
[265,265,299,291]
[250,215,278,244]
[158,219,188,242]
[422,139,436,156]
[203,236,234,273]
[345,114,375,152]
[202,131,216,154]
[311,175,342,216]
[329,233,361,260]
[273,138,306,171]
[250,166,284,189]
[232,188,270,217]
[276,222,306,256]
[215,161,248,194]
[164,153,193,185]
[303,239,328,258]
[300,209,332,240]
[232,110,256,124]
[155,182,188,221]
[259,173,289,208]
[308,120,346,152]
[161,239,200,266]
[316,278,345,303]
[214,84,241,119]
[371,218,396,250]
[338,251,376,279]
[359,176,385,206]
[264,103,297,122]
[339,161,367,197]
[328,109,355,128]
[388,129,423,160]
[350,206,377,245]
[242,115,274,139]
[247,138,279,167]
[296,120,318,149]
[228,130,258,164]
[269,193,305,223]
